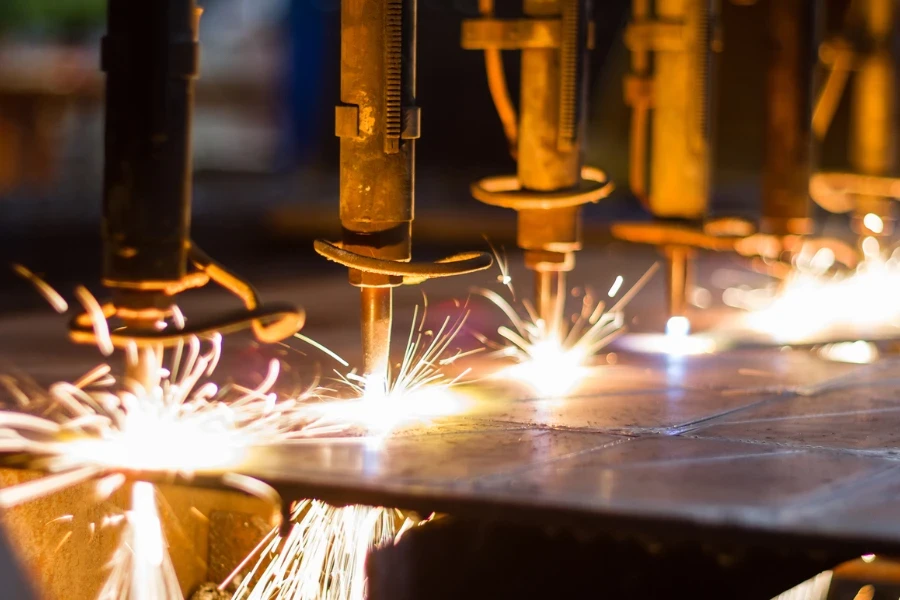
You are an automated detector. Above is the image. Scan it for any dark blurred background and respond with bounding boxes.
[0,0,860,310]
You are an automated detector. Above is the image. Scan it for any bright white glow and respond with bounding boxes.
[690,287,712,309]
[862,236,881,258]
[307,385,473,439]
[608,275,624,297]
[729,242,900,344]
[131,483,164,568]
[477,265,658,398]
[666,316,691,337]
[818,341,879,365]
[861,553,876,563]
[498,339,590,397]
[617,332,717,356]
[863,213,884,234]
[100,481,182,600]
[236,500,425,600]
[59,408,247,474]
[809,247,836,272]
[300,307,476,438]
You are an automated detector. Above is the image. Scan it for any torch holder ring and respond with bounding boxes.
[470,166,612,212]
[313,240,493,286]
[810,172,900,214]
[612,221,860,277]
[69,244,305,349]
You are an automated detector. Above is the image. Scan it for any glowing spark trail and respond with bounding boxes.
[475,263,659,396]
[99,482,181,600]
[297,305,476,438]
[0,336,327,498]
[0,331,327,599]
[233,500,425,600]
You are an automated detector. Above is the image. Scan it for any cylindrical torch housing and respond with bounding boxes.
[761,0,818,236]
[338,0,417,271]
[850,0,898,236]
[102,0,200,289]
[517,0,591,264]
[648,0,717,219]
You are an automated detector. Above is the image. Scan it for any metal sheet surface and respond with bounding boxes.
[234,349,900,554]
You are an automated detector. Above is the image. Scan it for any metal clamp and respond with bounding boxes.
[69,243,305,349]
[313,240,493,286]
[471,166,612,211]
[462,18,562,49]
[612,221,858,272]
[623,20,687,53]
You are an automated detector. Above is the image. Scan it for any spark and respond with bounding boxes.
[296,306,476,438]
[475,264,659,397]
[74,286,114,357]
[233,501,427,600]
[818,341,879,365]
[233,307,475,600]
[607,275,624,297]
[12,264,68,313]
[863,213,884,235]
[0,327,326,599]
[726,240,900,344]
[98,482,181,600]
[614,315,717,356]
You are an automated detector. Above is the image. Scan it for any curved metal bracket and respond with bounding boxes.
[313,241,493,286]
[471,166,612,211]
[68,243,305,349]
[612,221,859,273]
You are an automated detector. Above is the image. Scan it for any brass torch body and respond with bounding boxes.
[645,0,713,219]
[761,0,817,238]
[628,0,716,320]
[338,0,417,379]
[850,0,897,238]
[518,0,585,327]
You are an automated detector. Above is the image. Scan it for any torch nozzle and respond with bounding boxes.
[360,287,393,394]
[664,246,693,324]
[534,270,567,340]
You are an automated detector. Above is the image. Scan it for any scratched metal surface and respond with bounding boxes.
[236,350,900,553]
[3,249,900,555]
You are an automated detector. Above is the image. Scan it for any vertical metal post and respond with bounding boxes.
[102,0,201,386]
[338,0,418,380]
[761,0,817,237]
[648,0,716,219]
[517,0,589,325]
[851,0,897,238]
[102,0,199,291]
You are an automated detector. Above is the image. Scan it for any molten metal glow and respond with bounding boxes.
[615,330,718,356]
[234,500,426,600]
[476,262,659,397]
[727,240,900,344]
[818,341,879,364]
[863,213,884,234]
[665,316,691,337]
[298,307,475,437]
